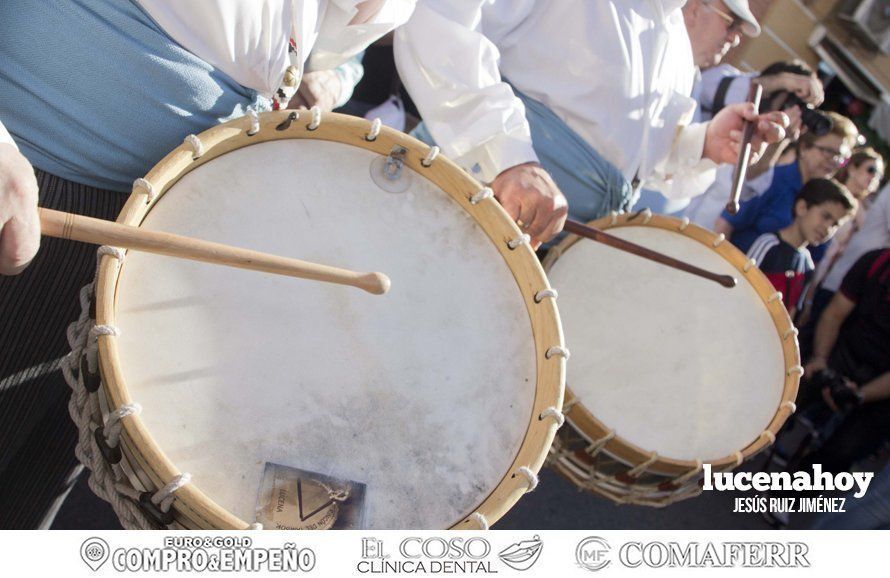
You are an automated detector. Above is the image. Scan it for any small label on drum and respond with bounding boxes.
[255,462,367,530]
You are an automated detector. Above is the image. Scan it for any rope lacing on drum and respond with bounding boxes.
[308,106,321,130]
[781,400,797,415]
[769,291,783,303]
[103,403,142,448]
[152,473,192,513]
[539,407,565,427]
[98,245,126,262]
[534,288,558,303]
[508,234,531,250]
[759,430,776,445]
[626,452,659,477]
[743,259,756,273]
[62,284,158,529]
[91,325,119,338]
[674,460,704,484]
[366,118,382,141]
[712,234,726,247]
[422,146,439,167]
[468,512,489,530]
[561,398,579,413]
[84,325,120,374]
[679,217,690,231]
[545,346,570,360]
[783,327,799,341]
[787,365,804,377]
[586,430,616,457]
[184,134,205,159]
[630,208,652,224]
[514,466,538,492]
[133,178,157,204]
[247,110,260,136]
[470,187,493,205]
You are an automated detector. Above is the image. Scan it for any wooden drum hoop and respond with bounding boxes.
[90,111,566,529]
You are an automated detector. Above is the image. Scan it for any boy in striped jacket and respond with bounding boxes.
[747,178,856,316]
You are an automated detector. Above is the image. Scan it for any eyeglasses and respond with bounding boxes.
[705,2,744,33]
[812,145,849,164]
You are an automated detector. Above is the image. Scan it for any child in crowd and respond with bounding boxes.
[747,178,856,315]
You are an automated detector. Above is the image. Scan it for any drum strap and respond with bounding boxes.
[272,39,302,111]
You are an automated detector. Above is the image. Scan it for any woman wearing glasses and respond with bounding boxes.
[837,147,886,203]
[797,147,886,333]
[714,111,860,254]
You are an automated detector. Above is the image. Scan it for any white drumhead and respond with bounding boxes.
[113,140,537,529]
[548,226,784,462]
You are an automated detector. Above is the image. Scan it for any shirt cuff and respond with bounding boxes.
[453,133,540,184]
[674,122,710,171]
[645,122,718,199]
[333,55,365,108]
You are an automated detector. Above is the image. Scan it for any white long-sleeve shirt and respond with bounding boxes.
[137,0,415,98]
[394,0,716,198]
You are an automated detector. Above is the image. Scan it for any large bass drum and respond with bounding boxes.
[69,110,565,529]
[542,212,800,506]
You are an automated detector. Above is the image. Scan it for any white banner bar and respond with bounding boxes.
[0,530,884,577]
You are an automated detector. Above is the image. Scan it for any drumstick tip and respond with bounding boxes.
[361,272,391,295]
[719,275,738,288]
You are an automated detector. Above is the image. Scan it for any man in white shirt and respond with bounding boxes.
[683,0,758,70]
[395,0,787,246]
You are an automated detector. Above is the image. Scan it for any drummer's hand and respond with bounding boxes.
[491,162,568,248]
[0,143,40,275]
[288,70,343,112]
[703,103,789,166]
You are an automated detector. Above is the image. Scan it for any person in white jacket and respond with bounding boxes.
[394,0,788,246]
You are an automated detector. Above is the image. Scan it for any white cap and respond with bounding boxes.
[723,0,761,37]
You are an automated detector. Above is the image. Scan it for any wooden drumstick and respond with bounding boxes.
[563,219,737,288]
[39,208,391,295]
[726,82,763,215]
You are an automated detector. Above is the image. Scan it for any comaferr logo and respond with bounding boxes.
[575,538,811,570]
[576,537,611,572]
[498,536,543,571]
[617,542,810,568]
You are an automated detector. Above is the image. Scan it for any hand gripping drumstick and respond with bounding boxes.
[726,82,763,215]
[563,219,737,288]
[39,208,391,295]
